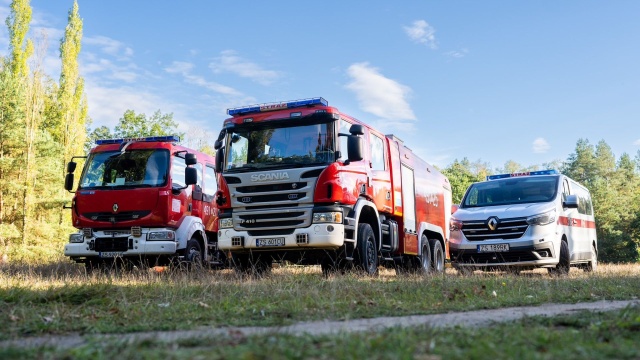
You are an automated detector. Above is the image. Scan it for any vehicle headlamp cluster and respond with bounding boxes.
[313,212,342,224]
[219,218,234,229]
[147,230,176,241]
[526,209,556,226]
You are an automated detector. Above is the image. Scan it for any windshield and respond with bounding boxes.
[224,121,335,172]
[462,176,559,208]
[79,149,169,189]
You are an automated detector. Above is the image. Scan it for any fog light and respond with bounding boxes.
[69,233,84,243]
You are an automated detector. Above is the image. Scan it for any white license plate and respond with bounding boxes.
[99,252,124,258]
[477,244,509,253]
[256,237,285,247]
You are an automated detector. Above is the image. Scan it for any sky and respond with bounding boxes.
[1,0,639,170]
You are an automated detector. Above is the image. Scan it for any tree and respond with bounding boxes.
[57,0,87,165]
[85,125,112,152]
[441,158,486,204]
[114,109,183,139]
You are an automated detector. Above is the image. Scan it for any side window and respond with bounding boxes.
[370,134,385,170]
[338,119,352,162]
[203,165,217,196]
[562,179,570,201]
[171,156,187,187]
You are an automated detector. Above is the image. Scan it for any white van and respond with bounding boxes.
[449,170,597,275]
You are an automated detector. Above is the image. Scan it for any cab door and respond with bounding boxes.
[369,133,393,214]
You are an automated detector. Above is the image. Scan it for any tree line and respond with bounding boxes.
[0,0,637,263]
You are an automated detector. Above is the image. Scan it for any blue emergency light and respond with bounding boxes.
[95,135,180,145]
[486,169,558,181]
[227,97,328,116]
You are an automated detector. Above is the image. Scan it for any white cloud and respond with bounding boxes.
[84,35,134,59]
[209,50,280,85]
[403,20,437,49]
[445,48,469,58]
[345,62,416,122]
[533,137,550,154]
[165,60,243,96]
[634,139,640,146]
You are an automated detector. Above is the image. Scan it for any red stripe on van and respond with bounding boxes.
[558,216,596,229]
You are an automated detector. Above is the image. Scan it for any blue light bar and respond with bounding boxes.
[95,135,180,145]
[227,97,328,116]
[487,169,558,181]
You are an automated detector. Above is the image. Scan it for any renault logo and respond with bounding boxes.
[112,203,119,213]
[487,217,499,231]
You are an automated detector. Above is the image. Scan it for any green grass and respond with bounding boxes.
[2,305,639,359]
[1,262,639,343]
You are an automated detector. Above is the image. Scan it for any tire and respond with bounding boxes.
[418,235,432,274]
[355,223,378,276]
[585,244,597,273]
[185,238,203,270]
[548,240,570,276]
[430,239,445,273]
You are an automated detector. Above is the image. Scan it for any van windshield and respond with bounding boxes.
[461,176,559,208]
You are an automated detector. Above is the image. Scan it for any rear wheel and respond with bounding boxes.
[548,240,570,276]
[356,223,378,276]
[430,239,445,273]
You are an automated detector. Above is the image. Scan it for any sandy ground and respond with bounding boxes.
[1,299,638,350]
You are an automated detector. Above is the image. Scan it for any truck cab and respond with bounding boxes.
[63,136,223,270]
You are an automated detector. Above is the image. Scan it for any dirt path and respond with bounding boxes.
[1,299,638,350]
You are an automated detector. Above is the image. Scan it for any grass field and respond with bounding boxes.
[1,262,639,358]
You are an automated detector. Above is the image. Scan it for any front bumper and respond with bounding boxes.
[64,229,178,259]
[218,223,345,251]
[449,228,559,268]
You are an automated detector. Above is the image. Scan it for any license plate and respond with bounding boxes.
[99,252,124,258]
[256,237,285,247]
[477,244,509,253]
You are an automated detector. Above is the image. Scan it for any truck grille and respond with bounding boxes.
[94,237,129,252]
[83,211,151,223]
[462,217,529,241]
[235,207,312,231]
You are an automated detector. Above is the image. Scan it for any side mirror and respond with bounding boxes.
[563,194,579,209]
[347,136,363,162]
[349,124,364,136]
[215,148,224,173]
[214,139,223,150]
[185,167,197,186]
[185,153,197,166]
[64,173,75,191]
[66,161,77,173]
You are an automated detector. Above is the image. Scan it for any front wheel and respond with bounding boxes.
[184,238,203,270]
[585,244,597,273]
[418,235,432,274]
[356,223,378,276]
[548,240,570,276]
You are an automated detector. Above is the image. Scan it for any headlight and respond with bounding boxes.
[69,233,84,243]
[313,212,342,224]
[526,209,556,226]
[219,218,233,229]
[450,217,463,232]
[147,230,176,241]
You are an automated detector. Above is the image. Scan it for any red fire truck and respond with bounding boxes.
[63,135,224,271]
[213,98,452,275]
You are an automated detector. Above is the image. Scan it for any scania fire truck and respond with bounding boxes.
[213,98,452,275]
[63,135,224,270]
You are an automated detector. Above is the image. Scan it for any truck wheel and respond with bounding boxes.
[585,244,597,273]
[418,235,432,274]
[356,223,378,276]
[548,240,570,276]
[185,238,203,270]
[430,239,445,273]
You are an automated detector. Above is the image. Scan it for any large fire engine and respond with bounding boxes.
[213,98,452,275]
[63,135,224,270]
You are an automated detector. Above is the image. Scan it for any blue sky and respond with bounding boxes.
[1,0,639,169]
